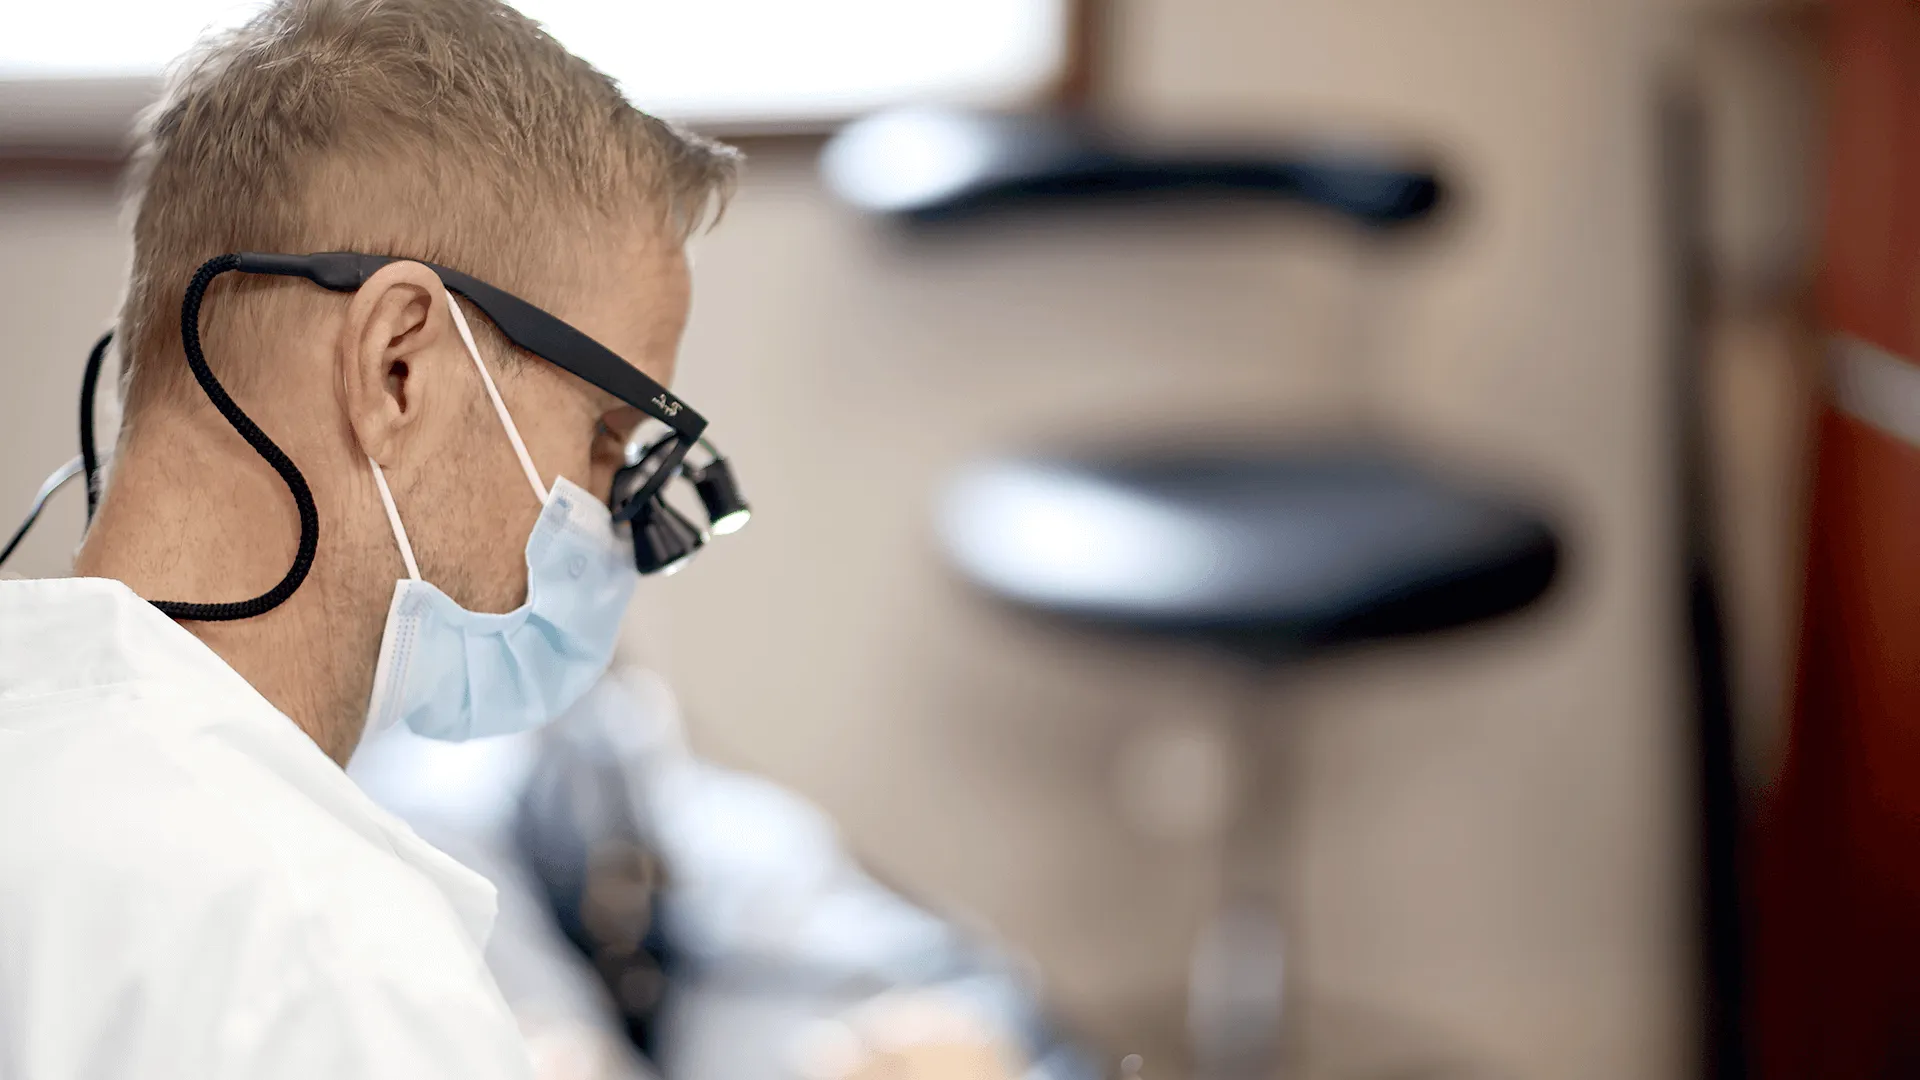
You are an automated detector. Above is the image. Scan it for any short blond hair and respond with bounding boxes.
[120,0,738,415]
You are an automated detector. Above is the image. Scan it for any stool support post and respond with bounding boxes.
[1189,670,1300,1080]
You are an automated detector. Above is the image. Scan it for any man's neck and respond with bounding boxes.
[73,426,385,765]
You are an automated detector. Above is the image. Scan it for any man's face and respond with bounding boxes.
[394,234,692,614]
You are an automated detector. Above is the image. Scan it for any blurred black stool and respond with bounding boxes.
[939,448,1561,1080]
[827,107,1561,1077]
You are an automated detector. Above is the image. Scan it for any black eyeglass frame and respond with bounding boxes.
[43,250,742,622]
[235,251,708,519]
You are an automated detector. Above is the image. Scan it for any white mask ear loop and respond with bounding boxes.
[443,291,548,504]
[369,460,421,581]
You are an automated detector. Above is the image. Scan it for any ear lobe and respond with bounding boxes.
[337,261,452,468]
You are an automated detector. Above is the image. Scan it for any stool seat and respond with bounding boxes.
[939,450,1560,654]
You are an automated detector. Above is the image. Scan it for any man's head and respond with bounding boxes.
[113,0,738,617]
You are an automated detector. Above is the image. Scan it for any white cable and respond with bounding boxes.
[368,460,421,580]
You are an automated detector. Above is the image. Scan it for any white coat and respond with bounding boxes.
[0,578,535,1080]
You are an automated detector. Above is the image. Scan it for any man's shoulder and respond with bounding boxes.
[0,688,469,961]
[0,690,300,922]
[0,680,503,991]
[0,692,530,1080]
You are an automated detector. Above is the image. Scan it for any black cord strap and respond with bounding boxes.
[79,330,110,523]
[151,254,321,622]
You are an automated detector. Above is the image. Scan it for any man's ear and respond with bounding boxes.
[338,260,454,468]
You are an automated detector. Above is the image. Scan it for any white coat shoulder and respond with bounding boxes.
[0,677,533,1080]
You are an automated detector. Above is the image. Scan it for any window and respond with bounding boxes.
[0,0,1075,148]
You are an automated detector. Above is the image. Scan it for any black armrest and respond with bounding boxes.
[821,108,1444,228]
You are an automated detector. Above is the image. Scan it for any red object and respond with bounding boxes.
[1754,1,1920,1073]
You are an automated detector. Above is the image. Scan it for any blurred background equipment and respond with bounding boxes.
[940,450,1559,1080]
[831,107,1559,1077]
[352,667,1097,1080]
[819,108,1441,227]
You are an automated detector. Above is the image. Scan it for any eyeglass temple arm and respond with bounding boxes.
[231,252,708,441]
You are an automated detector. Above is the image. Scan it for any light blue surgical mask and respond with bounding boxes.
[362,295,638,742]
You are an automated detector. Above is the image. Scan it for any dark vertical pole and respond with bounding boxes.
[1057,0,1112,111]
[1658,78,1748,1080]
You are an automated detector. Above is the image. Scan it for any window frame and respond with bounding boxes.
[0,0,1104,158]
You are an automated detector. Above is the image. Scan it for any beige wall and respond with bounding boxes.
[0,170,126,577]
[1,1,1808,1077]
